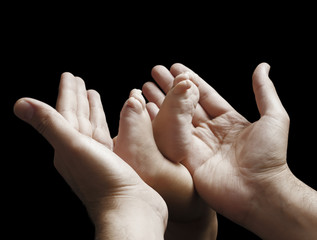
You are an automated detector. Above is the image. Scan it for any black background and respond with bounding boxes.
[4,5,317,239]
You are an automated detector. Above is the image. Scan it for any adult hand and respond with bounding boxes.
[143,63,317,239]
[14,73,167,240]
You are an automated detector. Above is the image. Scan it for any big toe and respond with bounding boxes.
[124,89,146,115]
[172,76,200,114]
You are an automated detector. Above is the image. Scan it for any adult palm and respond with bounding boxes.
[14,73,168,229]
[143,63,290,226]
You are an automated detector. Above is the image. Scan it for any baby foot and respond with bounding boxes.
[114,89,204,220]
[152,73,200,164]
[114,89,160,186]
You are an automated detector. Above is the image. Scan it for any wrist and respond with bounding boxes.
[246,167,317,239]
[92,197,167,240]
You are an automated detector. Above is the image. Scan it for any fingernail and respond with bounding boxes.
[14,100,34,121]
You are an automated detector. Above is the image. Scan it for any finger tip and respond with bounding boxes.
[170,63,183,71]
[258,62,271,74]
[141,81,150,92]
[13,98,34,121]
[151,65,166,78]
[253,62,271,81]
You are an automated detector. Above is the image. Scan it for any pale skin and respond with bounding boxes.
[114,88,217,239]
[14,63,317,239]
[14,74,168,240]
[142,62,317,239]
[115,88,199,221]
[13,72,217,240]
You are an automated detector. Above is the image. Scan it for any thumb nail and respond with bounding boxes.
[14,99,34,121]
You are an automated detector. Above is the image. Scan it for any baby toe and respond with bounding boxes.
[169,79,200,116]
[126,89,146,114]
[172,79,195,95]
[173,71,199,88]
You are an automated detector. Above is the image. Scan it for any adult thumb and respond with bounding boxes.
[252,63,288,120]
[14,98,78,149]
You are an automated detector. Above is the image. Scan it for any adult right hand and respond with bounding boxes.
[143,63,317,239]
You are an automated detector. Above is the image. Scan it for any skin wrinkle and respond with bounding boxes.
[14,62,317,239]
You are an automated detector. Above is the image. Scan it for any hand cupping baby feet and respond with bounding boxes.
[114,86,206,221]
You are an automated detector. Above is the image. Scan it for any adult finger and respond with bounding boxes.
[87,90,113,149]
[14,98,79,150]
[56,72,79,129]
[146,102,159,121]
[151,65,174,93]
[148,65,210,125]
[170,63,234,118]
[75,77,92,136]
[142,81,165,108]
[252,63,289,121]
